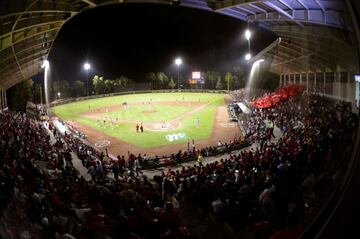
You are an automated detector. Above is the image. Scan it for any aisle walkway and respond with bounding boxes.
[70,152,91,181]
[43,122,56,146]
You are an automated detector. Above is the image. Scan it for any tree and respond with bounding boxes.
[72,80,86,97]
[225,72,233,91]
[146,72,157,89]
[120,76,131,88]
[156,72,169,89]
[205,71,220,89]
[215,76,223,90]
[104,79,114,93]
[168,77,176,89]
[113,78,122,92]
[60,80,71,98]
[92,75,105,95]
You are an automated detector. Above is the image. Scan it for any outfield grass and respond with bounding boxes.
[105,104,192,123]
[52,92,225,148]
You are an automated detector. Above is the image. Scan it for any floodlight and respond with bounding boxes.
[245,53,252,61]
[175,58,182,66]
[84,62,91,70]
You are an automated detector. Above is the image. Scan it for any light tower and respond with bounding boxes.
[244,29,252,61]
[83,62,91,96]
[175,57,182,90]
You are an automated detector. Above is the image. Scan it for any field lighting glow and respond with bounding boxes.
[41,60,49,68]
[245,29,251,40]
[246,59,265,93]
[175,58,182,65]
[245,53,252,61]
[84,62,91,70]
[42,59,50,114]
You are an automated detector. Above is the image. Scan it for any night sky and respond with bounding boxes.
[48,3,276,83]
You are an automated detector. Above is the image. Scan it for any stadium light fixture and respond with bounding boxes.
[175,58,182,66]
[83,62,91,70]
[83,62,91,96]
[245,53,252,61]
[57,92,61,97]
[174,57,182,91]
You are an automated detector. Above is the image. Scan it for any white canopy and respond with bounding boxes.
[236,102,251,114]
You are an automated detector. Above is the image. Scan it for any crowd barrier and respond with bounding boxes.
[140,139,252,170]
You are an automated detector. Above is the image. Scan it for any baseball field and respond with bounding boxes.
[52,92,240,155]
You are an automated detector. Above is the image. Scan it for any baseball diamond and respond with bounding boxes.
[52,92,241,156]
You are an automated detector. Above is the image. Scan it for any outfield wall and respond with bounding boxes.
[50,89,229,108]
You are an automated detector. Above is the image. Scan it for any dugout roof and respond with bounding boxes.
[0,0,358,90]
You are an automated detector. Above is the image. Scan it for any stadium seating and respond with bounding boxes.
[0,92,358,238]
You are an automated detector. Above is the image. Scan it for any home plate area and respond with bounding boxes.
[146,121,181,131]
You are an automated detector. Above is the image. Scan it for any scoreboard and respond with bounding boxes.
[192,71,201,79]
[189,71,205,85]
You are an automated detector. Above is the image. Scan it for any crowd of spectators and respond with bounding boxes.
[0,92,358,239]
[0,111,192,239]
[154,94,358,238]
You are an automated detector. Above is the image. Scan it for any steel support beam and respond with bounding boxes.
[247,9,346,29]
[263,1,304,27]
[81,0,97,7]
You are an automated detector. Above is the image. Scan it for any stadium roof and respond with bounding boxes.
[0,0,358,90]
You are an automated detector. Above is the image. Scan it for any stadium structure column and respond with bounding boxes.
[1,90,3,109]
[288,74,291,85]
[314,71,317,90]
[279,74,282,87]
[306,72,309,93]
[323,72,326,90]
[300,73,303,85]
[4,90,7,109]
[346,71,353,104]
[0,90,7,110]
[286,74,290,86]
[283,74,286,86]
[335,66,342,98]
[0,90,2,109]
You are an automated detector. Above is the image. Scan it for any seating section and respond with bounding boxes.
[0,92,358,238]
[251,85,305,109]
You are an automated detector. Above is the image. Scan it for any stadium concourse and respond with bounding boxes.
[1,88,358,239]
